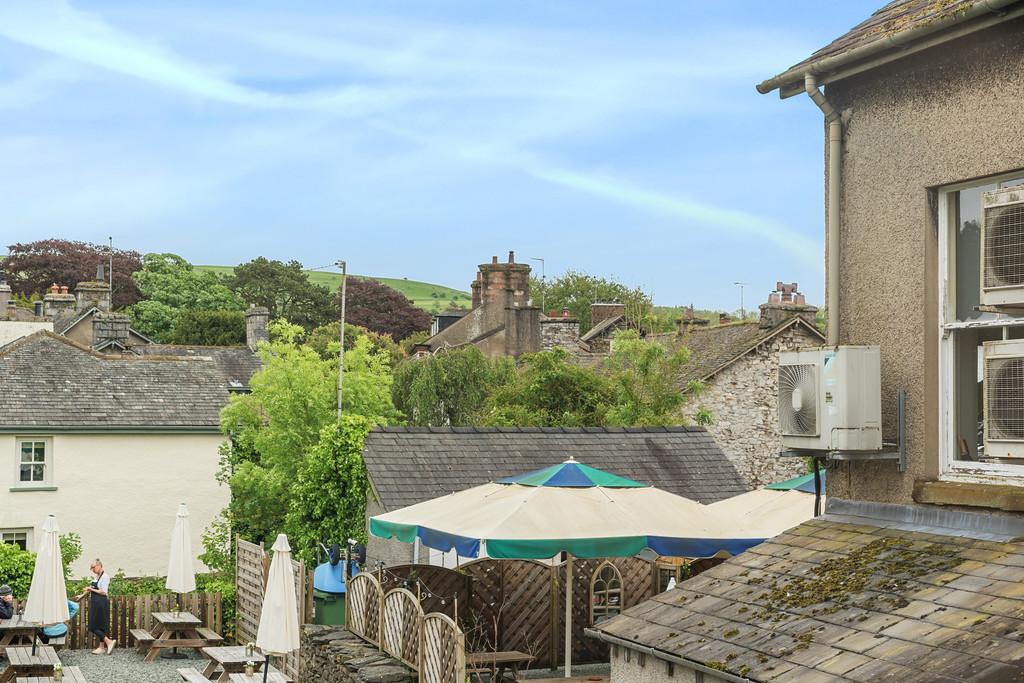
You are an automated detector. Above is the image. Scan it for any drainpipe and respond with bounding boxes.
[804,73,841,346]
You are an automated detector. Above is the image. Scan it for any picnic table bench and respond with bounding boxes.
[0,646,58,683]
[15,665,87,683]
[466,650,534,681]
[135,612,222,661]
[195,646,291,683]
[0,617,37,649]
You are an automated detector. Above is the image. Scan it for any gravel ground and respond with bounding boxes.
[55,647,207,683]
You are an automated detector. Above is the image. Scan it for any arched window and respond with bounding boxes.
[590,562,623,626]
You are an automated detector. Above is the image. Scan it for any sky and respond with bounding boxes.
[0,0,879,310]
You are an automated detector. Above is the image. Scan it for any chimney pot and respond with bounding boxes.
[508,250,515,264]
[562,308,570,318]
[492,256,498,265]
[60,285,68,295]
[51,284,59,294]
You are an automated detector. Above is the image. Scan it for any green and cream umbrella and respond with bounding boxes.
[370,459,768,677]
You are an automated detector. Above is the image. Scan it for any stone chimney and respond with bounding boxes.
[75,264,112,312]
[92,312,130,350]
[676,306,709,333]
[472,252,531,309]
[591,302,626,327]
[246,305,270,350]
[759,282,818,329]
[43,283,77,321]
[0,268,12,321]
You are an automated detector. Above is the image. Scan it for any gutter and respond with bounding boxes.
[584,629,751,683]
[757,0,1021,97]
[0,425,222,434]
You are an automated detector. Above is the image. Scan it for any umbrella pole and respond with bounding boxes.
[262,654,271,682]
[564,552,572,679]
[32,631,37,656]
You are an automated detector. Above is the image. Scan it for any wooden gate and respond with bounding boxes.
[346,572,383,646]
[420,613,466,683]
[381,589,423,668]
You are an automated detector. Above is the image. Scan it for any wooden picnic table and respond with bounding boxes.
[15,665,88,683]
[225,674,290,683]
[466,650,534,681]
[199,646,291,683]
[0,617,37,648]
[139,612,222,662]
[0,646,58,683]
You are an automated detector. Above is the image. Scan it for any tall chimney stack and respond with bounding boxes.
[759,282,817,329]
[246,305,270,350]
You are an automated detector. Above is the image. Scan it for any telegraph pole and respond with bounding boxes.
[108,237,114,296]
[530,257,545,312]
[733,281,749,320]
[337,260,347,420]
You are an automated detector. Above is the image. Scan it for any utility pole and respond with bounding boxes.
[337,260,347,420]
[733,281,749,320]
[108,237,113,297]
[530,257,545,313]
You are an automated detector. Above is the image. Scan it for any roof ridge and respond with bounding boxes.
[370,425,703,434]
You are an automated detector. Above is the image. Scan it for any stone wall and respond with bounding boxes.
[540,318,579,351]
[301,625,416,683]
[610,644,728,683]
[687,324,818,488]
[364,499,414,568]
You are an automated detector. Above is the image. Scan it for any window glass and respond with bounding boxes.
[0,531,28,551]
[18,441,46,483]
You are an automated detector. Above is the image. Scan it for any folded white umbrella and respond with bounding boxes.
[257,533,300,675]
[22,515,70,654]
[166,503,197,595]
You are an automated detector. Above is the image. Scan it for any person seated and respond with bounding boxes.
[38,599,79,644]
[0,585,13,620]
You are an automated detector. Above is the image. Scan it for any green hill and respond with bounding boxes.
[195,265,472,314]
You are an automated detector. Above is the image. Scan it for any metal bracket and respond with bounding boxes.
[780,389,906,473]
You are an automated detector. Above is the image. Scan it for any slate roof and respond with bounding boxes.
[759,0,1017,95]
[654,317,824,385]
[362,426,748,511]
[593,509,1024,682]
[137,344,261,389]
[0,332,229,429]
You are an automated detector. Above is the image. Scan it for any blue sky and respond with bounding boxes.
[0,1,878,310]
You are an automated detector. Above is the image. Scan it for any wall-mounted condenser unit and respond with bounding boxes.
[778,346,882,452]
[982,184,1024,308]
[983,339,1024,460]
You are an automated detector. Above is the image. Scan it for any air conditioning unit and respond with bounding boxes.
[982,184,1024,307]
[983,339,1024,459]
[778,346,882,452]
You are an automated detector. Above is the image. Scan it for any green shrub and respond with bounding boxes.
[0,544,35,598]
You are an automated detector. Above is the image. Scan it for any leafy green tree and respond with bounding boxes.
[532,270,652,333]
[226,258,335,331]
[393,347,511,426]
[604,329,699,426]
[306,322,403,367]
[480,349,612,427]
[219,320,400,545]
[286,415,373,564]
[131,253,243,341]
[170,310,246,346]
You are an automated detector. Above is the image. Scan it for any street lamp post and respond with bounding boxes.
[337,261,347,420]
[733,281,749,320]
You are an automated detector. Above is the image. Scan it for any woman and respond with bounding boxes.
[79,559,115,654]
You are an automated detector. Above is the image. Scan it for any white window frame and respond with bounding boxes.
[938,171,1024,484]
[0,528,32,551]
[12,437,54,489]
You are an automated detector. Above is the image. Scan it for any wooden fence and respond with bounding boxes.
[7,593,223,650]
[234,537,314,682]
[383,556,659,668]
[345,573,466,683]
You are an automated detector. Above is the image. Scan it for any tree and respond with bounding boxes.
[306,322,404,367]
[4,239,143,308]
[480,349,612,427]
[340,277,432,341]
[532,270,652,333]
[286,415,373,564]
[218,320,400,545]
[170,309,247,346]
[131,253,243,341]
[226,258,335,331]
[604,329,704,426]
[393,347,510,426]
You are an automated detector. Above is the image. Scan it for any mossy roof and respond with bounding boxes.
[595,516,1024,681]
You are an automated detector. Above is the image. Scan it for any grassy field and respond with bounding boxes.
[195,265,472,313]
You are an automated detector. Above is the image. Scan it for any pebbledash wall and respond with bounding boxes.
[611,646,728,683]
[0,432,227,575]
[825,17,1024,504]
[687,324,818,488]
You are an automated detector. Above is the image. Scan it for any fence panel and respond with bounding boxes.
[235,537,267,647]
[420,613,465,683]
[381,588,423,669]
[58,592,222,649]
[346,572,383,646]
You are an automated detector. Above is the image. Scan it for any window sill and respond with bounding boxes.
[9,485,57,492]
[914,479,1024,512]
